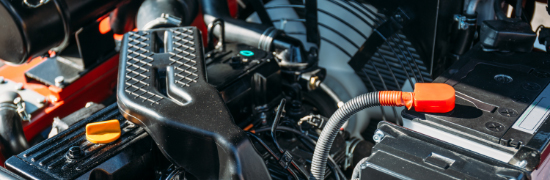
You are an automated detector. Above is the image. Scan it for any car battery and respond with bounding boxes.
[402,44,550,178]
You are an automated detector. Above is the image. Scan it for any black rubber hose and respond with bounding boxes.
[494,0,509,20]
[0,92,29,158]
[515,0,523,19]
[494,0,524,20]
[201,0,274,51]
[109,0,144,34]
[200,0,309,69]
[310,92,380,180]
[136,0,198,30]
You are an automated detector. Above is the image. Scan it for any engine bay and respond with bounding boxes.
[0,0,549,179]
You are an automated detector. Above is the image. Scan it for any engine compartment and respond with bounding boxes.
[0,0,549,179]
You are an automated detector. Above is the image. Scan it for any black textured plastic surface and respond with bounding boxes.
[480,20,536,52]
[5,104,151,180]
[358,122,526,180]
[403,45,550,170]
[117,27,270,179]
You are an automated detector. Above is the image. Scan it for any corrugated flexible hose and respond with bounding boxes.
[310,92,379,179]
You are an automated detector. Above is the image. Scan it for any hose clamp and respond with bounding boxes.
[14,97,31,122]
[258,27,277,51]
[24,0,51,8]
[454,14,476,30]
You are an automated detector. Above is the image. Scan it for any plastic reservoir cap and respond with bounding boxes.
[86,120,121,144]
[413,83,455,113]
[239,50,254,57]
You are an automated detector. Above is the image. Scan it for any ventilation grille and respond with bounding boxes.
[262,0,432,121]
[359,33,432,92]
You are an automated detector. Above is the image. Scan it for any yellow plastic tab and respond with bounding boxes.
[86,120,121,144]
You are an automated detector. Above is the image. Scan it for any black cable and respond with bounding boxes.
[256,126,345,180]
[247,132,300,180]
[269,99,309,179]
[271,99,287,153]
[494,0,509,20]
[515,0,523,19]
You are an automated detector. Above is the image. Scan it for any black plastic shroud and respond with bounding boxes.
[117,27,270,179]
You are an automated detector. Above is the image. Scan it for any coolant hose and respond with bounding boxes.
[310,83,456,179]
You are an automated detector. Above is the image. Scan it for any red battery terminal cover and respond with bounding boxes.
[379,83,455,113]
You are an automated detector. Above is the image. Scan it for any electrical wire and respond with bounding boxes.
[247,132,300,180]
[271,98,286,153]
[270,99,309,179]
[256,126,346,180]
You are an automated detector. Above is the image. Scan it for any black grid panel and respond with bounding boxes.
[359,33,432,92]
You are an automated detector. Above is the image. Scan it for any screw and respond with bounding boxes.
[498,108,518,117]
[15,83,23,90]
[37,96,46,105]
[55,76,64,87]
[494,74,513,83]
[373,130,385,143]
[85,102,94,108]
[515,160,527,168]
[67,146,83,159]
[485,122,505,132]
[522,82,541,91]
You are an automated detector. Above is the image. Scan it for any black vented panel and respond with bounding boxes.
[359,33,432,92]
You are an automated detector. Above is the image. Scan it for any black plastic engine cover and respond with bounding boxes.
[116,27,270,179]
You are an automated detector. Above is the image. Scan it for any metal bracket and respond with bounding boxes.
[25,19,116,88]
[14,97,31,122]
[278,151,293,169]
[454,14,476,30]
[0,78,46,116]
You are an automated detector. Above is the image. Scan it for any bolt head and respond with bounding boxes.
[54,76,64,87]
[37,97,46,104]
[373,130,385,143]
[15,83,23,90]
[67,146,83,159]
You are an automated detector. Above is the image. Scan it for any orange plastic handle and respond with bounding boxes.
[86,120,121,144]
